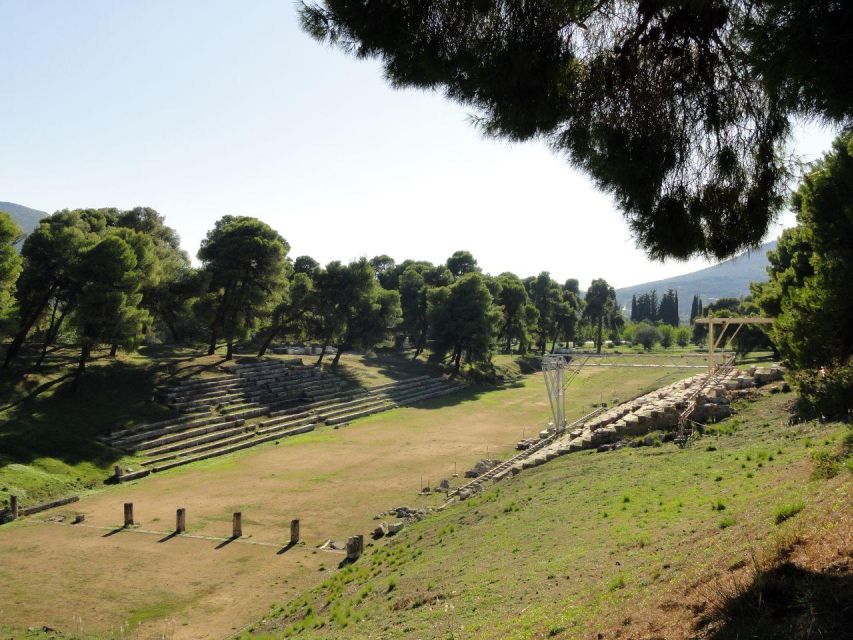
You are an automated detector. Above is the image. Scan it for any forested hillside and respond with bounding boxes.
[0,201,47,236]
[615,241,777,320]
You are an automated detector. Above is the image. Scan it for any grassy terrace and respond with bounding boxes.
[0,353,693,639]
[242,391,852,640]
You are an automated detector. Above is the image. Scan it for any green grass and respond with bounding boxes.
[240,392,849,640]
[0,346,190,506]
[774,499,806,524]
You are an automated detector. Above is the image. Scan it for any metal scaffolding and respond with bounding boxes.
[541,354,587,430]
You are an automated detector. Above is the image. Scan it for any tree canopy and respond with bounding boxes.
[197,216,291,359]
[583,278,618,354]
[301,1,853,260]
[0,211,23,331]
[752,131,853,417]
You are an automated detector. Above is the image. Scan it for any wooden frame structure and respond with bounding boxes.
[693,316,773,371]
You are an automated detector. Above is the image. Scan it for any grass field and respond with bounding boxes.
[241,392,852,640]
[0,347,445,507]
[2,348,847,640]
[0,353,693,639]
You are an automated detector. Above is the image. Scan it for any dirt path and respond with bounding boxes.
[0,368,687,639]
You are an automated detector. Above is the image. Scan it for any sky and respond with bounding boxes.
[0,1,840,289]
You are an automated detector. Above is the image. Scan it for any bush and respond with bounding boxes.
[811,449,841,479]
[659,324,674,349]
[774,500,805,524]
[634,324,661,351]
[792,364,853,420]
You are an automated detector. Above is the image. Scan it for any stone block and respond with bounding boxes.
[290,519,300,544]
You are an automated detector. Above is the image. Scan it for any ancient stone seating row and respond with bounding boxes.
[138,376,463,468]
[141,413,318,467]
[322,379,465,425]
[101,413,234,450]
[111,367,465,477]
[157,360,344,414]
[148,423,316,473]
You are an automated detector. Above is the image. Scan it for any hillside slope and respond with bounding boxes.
[242,390,851,640]
[0,200,47,235]
[616,240,777,320]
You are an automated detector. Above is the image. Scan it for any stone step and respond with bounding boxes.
[161,380,246,400]
[326,402,393,426]
[109,413,236,448]
[320,397,394,422]
[257,411,313,429]
[105,412,208,442]
[222,406,270,421]
[133,418,246,452]
[171,391,249,410]
[141,422,251,457]
[141,414,316,466]
[150,424,315,473]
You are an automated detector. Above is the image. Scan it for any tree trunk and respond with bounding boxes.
[331,346,344,368]
[163,315,181,344]
[3,301,49,368]
[315,342,328,366]
[550,333,559,353]
[225,338,234,360]
[596,317,603,354]
[452,344,462,372]
[257,326,279,358]
[72,342,91,392]
[412,326,427,360]
[35,300,60,369]
[207,325,218,356]
[109,342,118,358]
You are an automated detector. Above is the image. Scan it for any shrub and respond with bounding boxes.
[811,449,841,479]
[608,574,626,591]
[774,500,805,524]
[634,324,661,351]
[719,516,736,529]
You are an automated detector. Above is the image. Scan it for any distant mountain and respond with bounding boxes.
[615,240,777,321]
[0,201,48,236]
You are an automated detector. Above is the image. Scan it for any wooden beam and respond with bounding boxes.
[693,317,773,325]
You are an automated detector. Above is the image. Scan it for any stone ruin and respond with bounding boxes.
[501,365,785,475]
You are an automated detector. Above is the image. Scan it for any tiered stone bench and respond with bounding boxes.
[104,360,467,477]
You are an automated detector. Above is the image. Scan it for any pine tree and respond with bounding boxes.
[630,294,637,322]
[690,295,700,322]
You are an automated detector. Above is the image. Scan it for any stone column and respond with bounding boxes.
[10,495,19,520]
[123,502,134,527]
[176,508,186,533]
[232,512,242,538]
[290,519,300,545]
[345,536,360,561]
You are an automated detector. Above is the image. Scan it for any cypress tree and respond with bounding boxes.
[690,295,700,322]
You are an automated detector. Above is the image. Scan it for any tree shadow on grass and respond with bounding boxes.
[0,354,180,470]
[700,562,853,640]
[327,352,531,411]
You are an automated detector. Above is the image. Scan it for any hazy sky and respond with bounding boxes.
[1,1,839,289]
